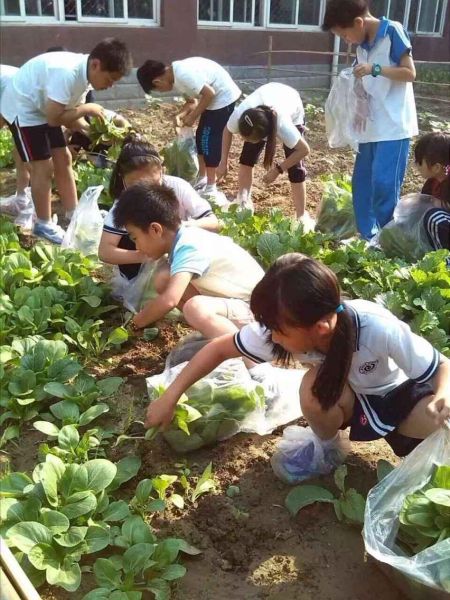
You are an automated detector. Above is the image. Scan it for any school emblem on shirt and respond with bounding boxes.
[359,360,379,374]
[360,414,368,426]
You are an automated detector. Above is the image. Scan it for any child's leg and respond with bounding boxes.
[51,146,77,216]
[372,138,410,230]
[237,140,265,202]
[352,142,377,239]
[284,127,307,218]
[197,105,236,188]
[290,182,306,218]
[29,159,54,221]
[396,393,440,439]
[14,148,30,196]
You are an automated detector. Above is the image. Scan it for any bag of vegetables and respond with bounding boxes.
[316,175,357,240]
[62,185,104,256]
[160,127,199,184]
[146,359,266,452]
[363,423,450,599]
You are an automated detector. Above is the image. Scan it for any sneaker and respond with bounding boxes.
[297,211,316,233]
[193,176,207,192]
[33,221,66,244]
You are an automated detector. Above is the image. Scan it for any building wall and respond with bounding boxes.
[2,0,449,68]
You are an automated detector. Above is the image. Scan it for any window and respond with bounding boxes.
[370,0,448,35]
[198,0,263,26]
[268,0,323,27]
[0,0,159,22]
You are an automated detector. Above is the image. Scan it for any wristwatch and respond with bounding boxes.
[372,63,382,77]
[275,163,284,174]
[129,319,140,332]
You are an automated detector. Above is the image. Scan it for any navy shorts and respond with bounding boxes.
[239,124,307,183]
[423,207,450,251]
[9,119,67,162]
[196,102,236,167]
[346,379,434,457]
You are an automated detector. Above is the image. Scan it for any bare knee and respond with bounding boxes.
[182,296,207,326]
[30,159,53,180]
[52,147,72,169]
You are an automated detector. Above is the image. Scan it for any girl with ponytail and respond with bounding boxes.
[144,253,449,458]
[217,83,310,217]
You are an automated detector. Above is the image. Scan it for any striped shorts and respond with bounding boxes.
[8,118,67,162]
[423,207,450,251]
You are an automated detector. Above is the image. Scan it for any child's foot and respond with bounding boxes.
[33,221,66,244]
[193,176,207,191]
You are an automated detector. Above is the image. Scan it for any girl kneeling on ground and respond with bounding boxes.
[98,134,220,295]
[145,253,449,457]
[217,82,310,219]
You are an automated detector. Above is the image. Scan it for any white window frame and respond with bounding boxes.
[1,0,159,24]
[265,0,326,32]
[198,0,259,28]
[413,0,448,36]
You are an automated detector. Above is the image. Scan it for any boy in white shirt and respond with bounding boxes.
[1,39,132,243]
[322,0,418,240]
[136,57,241,197]
[113,182,264,350]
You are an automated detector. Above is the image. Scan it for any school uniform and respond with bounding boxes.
[420,178,450,250]
[226,82,306,183]
[172,57,241,168]
[0,65,18,108]
[2,52,91,162]
[352,17,418,240]
[234,299,443,456]
[105,175,215,279]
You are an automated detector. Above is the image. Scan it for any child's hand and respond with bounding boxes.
[353,63,372,78]
[216,161,228,182]
[182,112,197,127]
[145,394,176,429]
[84,103,105,120]
[427,395,450,427]
[263,167,280,185]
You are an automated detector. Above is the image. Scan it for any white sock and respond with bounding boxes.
[205,183,217,193]
[65,209,75,220]
[37,218,52,226]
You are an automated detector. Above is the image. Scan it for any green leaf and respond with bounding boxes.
[121,516,156,546]
[334,465,347,493]
[54,526,87,548]
[46,558,81,592]
[32,460,61,507]
[93,558,122,590]
[148,499,166,512]
[337,488,366,525]
[171,494,184,509]
[147,577,170,600]
[40,509,70,533]
[96,377,123,397]
[108,456,141,491]
[33,420,60,437]
[59,464,88,499]
[0,472,33,498]
[432,465,450,489]
[79,404,109,426]
[82,589,111,600]
[176,539,202,555]
[58,424,80,451]
[123,542,155,574]
[85,459,117,493]
[160,563,186,581]
[285,485,335,516]
[28,542,60,571]
[50,400,80,423]
[44,382,70,399]
[84,525,111,554]
[424,488,450,508]
[6,522,52,553]
[376,459,395,482]
[0,424,20,448]
[134,479,153,504]
[102,500,130,522]
[61,491,97,520]
[152,538,182,567]
[142,327,159,341]
[107,327,129,346]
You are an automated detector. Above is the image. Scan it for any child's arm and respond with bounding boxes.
[427,359,450,426]
[182,85,216,127]
[98,232,147,266]
[132,271,193,329]
[184,214,221,232]
[263,136,310,184]
[145,334,241,428]
[46,100,105,128]
[217,128,233,181]
[354,53,416,82]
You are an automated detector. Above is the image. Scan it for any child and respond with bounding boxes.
[414,132,450,250]
[99,134,220,284]
[136,57,241,197]
[322,0,418,240]
[113,182,264,352]
[145,253,449,457]
[217,82,310,217]
[1,39,132,243]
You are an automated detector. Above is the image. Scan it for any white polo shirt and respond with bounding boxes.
[234,299,443,397]
[104,174,214,236]
[0,65,18,103]
[172,57,241,111]
[169,226,264,300]
[1,52,91,127]
[227,82,305,149]
[356,17,418,143]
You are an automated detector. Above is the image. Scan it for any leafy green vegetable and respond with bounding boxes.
[316,175,357,240]
[160,133,198,183]
[0,128,14,168]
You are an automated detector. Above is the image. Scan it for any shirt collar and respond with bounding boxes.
[168,225,184,263]
[345,302,361,351]
[360,16,389,52]
[80,54,90,89]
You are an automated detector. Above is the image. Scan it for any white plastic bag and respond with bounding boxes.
[161,126,199,183]
[0,188,35,230]
[271,425,350,484]
[62,186,104,256]
[325,68,371,151]
[363,425,450,598]
[110,262,156,313]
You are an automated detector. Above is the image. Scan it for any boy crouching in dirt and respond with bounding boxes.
[114,182,264,363]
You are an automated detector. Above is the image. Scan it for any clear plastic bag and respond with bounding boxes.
[316,176,357,240]
[363,425,450,599]
[62,185,104,256]
[0,188,35,230]
[377,193,438,261]
[160,126,199,183]
[325,68,370,151]
[271,425,350,484]
[110,262,156,313]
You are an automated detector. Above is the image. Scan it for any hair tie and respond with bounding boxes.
[336,304,345,314]
[244,114,254,127]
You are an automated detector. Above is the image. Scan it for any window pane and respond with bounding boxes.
[370,0,388,17]
[199,0,231,21]
[434,0,444,32]
[128,0,153,19]
[408,0,419,31]
[233,0,252,22]
[1,0,21,15]
[64,0,77,19]
[80,0,124,18]
[270,0,297,24]
[387,0,405,23]
[25,0,55,16]
[297,0,321,25]
[418,0,439,32]
[254,0,263,25]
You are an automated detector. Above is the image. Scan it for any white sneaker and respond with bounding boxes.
[33,221,66,244]
[193,176,207,192]
[297,211,316,233]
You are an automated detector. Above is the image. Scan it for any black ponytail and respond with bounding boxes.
[238,105,278,169]
[250,254,356,411]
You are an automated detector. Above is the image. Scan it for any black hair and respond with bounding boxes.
[250,253,355,411]
[322,0,368,31]
[114,182,181,232]
[136,60,167,93]
[88,38,132,76]
[238,106,277,169]
[415,132,450,208]
[109,133,162,199]
[46,46,67,52]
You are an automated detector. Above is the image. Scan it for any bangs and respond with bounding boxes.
[250,282,300,333]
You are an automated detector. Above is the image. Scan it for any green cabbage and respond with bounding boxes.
[316,176,357,240]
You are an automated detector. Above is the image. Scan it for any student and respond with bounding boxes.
[414,132,450,250]
[322,0,418,240]
[113,183,265,352]
[136,57,241,197]
[217,82,310,217]
[99,134,220,284]
[1,39,132,243]
[0,65,31,214]
[145,253,450,457]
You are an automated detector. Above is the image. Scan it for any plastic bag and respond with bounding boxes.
[161,127,199,183]
[377,193,438,262]
[62,186,104,256]
[110,262,156,313]
[316,176,357,240]
[363,425,450,599]
[271,425,350,484]
[325,68,370,151]
[0,188,35,230]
